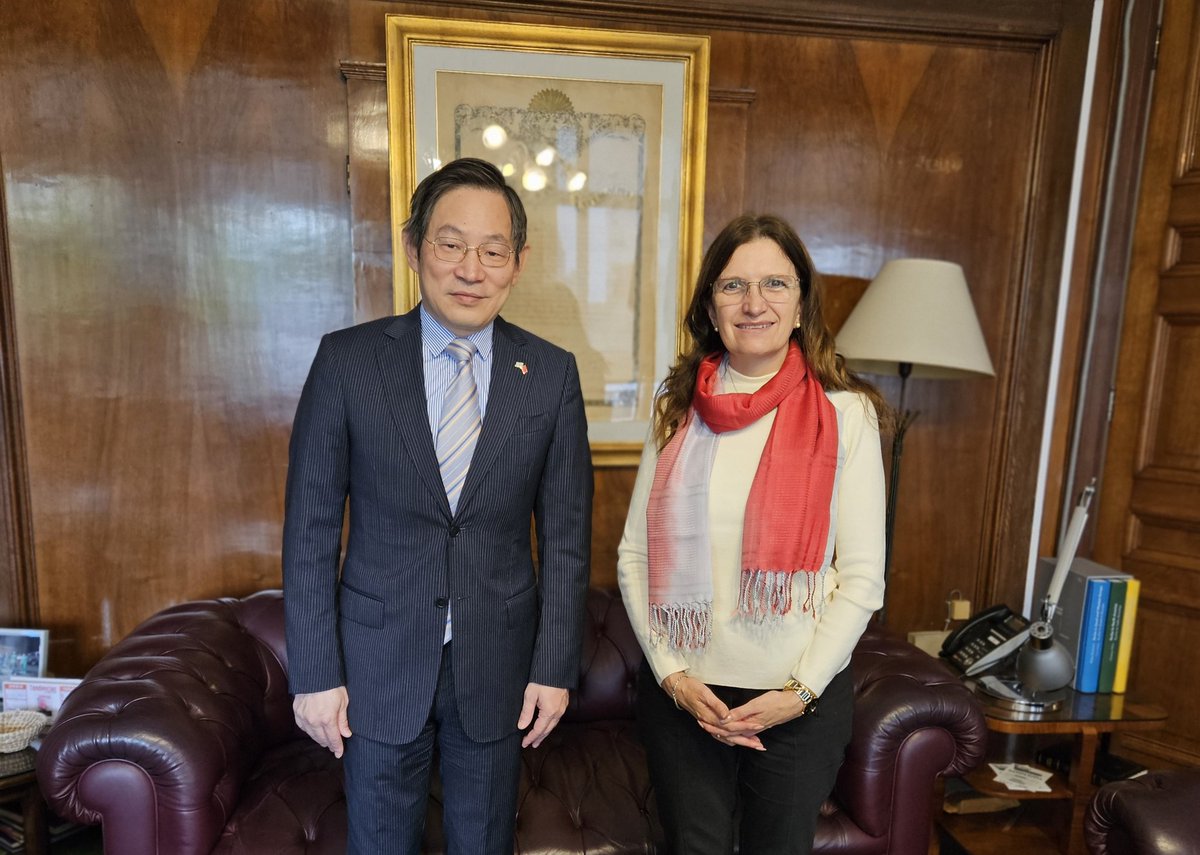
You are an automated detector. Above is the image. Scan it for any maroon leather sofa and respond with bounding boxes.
[1084,769,1200,854]
[36,587,986,854]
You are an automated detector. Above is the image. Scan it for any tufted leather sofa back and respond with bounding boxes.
[567,588,643,722]
[37,587,987,855]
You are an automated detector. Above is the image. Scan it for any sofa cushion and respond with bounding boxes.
[214,741,346,855]
[208,720,662,855]
[515,721,661,853]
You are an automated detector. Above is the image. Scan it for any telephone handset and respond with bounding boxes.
[940,604,1031,676]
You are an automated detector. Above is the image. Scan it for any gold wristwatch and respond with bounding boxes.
[782,678,818,714]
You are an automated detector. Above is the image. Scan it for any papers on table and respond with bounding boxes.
[2,676,82,716]
[990,762,1054,792]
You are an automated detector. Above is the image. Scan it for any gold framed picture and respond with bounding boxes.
[385,15,709,465]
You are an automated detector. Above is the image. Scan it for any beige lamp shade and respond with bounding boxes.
[835,259,995,379]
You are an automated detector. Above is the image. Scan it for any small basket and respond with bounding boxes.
[0,710,49,753]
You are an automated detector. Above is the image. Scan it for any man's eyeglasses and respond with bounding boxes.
[712,275,801,303]
[425,237,515,268]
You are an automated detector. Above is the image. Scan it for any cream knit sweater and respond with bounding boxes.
[616,364,887,695]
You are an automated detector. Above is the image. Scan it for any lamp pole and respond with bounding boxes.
[881,361,916,625]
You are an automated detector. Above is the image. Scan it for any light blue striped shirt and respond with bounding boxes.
[421,306,494,645]
[420,305,494,438]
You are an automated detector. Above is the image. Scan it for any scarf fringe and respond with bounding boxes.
[739,569,825,621]
[650,601,713,650]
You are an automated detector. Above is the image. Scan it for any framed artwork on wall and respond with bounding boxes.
[385,15,710,465]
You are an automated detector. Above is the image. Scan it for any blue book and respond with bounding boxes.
[1075,578,1110,693]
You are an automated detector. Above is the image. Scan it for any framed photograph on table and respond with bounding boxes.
[385,15,710,465]
[0,628,47,683]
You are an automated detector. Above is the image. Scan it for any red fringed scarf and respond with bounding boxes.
[646,342,839,650]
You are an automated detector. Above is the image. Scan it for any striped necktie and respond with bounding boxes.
[437,338,481,514]
[437,338,480,645]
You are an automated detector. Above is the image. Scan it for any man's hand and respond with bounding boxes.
[518,682,568,748]
[293,686,352,758]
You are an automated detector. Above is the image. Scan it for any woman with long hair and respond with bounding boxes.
[617,214,889,854]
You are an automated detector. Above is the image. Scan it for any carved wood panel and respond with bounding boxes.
[1097,0,1200,766]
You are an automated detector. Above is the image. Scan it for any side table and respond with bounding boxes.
[0,748,48,855]
[942,687,1166,855]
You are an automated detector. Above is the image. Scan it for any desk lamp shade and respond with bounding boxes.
[835,259,995,379]
[1015,622,1075,692]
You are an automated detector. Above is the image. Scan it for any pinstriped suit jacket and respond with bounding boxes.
[282,308,593,744]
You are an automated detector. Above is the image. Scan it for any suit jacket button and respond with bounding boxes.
[435,597,448,608]
[449,524,461,537]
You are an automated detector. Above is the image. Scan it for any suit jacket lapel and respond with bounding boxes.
[377,310,452,518]
[456,318,529,516]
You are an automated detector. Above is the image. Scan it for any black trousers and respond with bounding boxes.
[636,661,854,855]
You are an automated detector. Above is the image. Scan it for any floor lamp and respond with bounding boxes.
[834,259,995,624]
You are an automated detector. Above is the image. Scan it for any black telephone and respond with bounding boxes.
[940,604,1031,676]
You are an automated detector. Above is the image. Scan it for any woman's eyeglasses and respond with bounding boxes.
[712,275,801,303]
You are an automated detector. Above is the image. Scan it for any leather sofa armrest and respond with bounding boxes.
[833,630,988,847]
[1084,769,1200,855]
[36,590,293,855]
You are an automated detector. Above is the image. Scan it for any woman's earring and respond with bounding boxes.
[794,317,802,328]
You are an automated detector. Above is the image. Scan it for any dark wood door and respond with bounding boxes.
[1096,0,1200,767]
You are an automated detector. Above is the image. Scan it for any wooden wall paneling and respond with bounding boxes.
[344,62,396,322]
[0,0,354,674]
[352,0,1098,631]
[1118,579,1200,763]
[702,87,754,245]
[588,468,636,590]
[367,0,1070,42]
[0,0,1102,676]
[1096,0,1200,766]
[1097,0,1197,563]
[0,156,36,627]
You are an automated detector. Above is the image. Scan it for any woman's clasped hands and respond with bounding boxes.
[663,671,808,751]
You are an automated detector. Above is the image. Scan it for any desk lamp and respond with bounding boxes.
[1015,481,1097,693]
[978,481,1096,714]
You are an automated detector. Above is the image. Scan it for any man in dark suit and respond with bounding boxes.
[283,158,593,854]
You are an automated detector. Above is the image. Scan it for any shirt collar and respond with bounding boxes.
[419,304,494,362]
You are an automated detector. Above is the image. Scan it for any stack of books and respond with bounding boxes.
[1033,557,1141,693]
[1033,741,1148,786]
